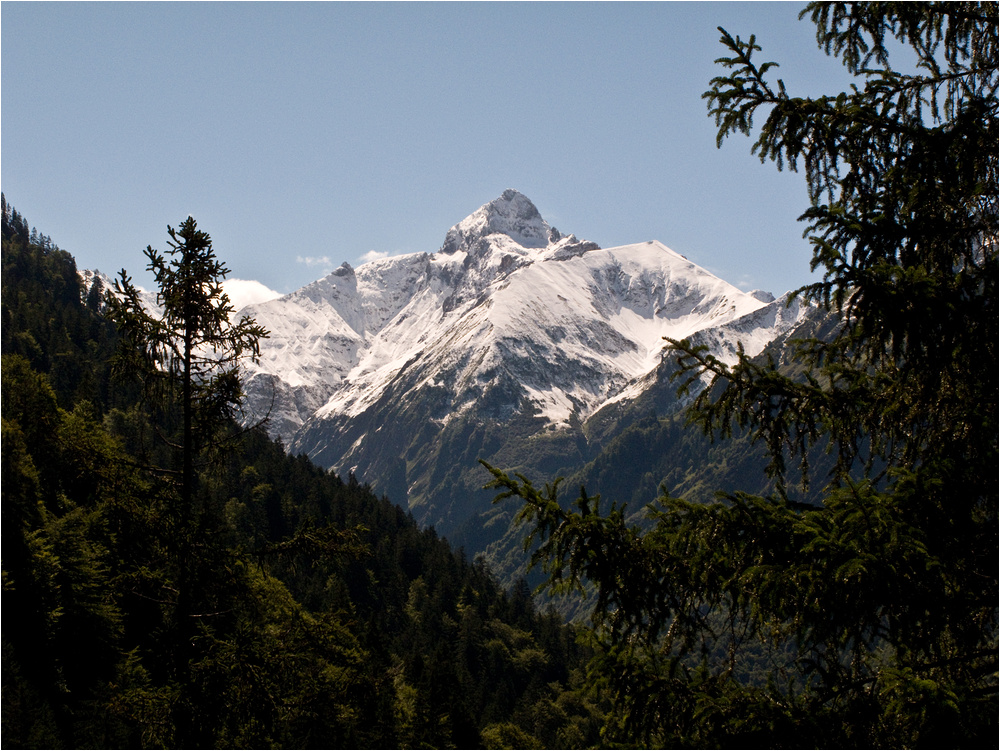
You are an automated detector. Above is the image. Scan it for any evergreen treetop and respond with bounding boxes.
[107,217,269,510]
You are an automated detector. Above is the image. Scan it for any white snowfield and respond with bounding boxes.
[239,190,810,442]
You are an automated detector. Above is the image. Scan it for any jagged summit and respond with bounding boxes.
[440,189,563,255]
[431,190,600,312]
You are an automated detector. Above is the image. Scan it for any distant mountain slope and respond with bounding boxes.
[239,190,812,542]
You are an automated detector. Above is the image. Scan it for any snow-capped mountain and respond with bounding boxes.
[239,190,811,535]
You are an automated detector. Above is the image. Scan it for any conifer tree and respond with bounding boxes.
[486,3,997,746]
[106,218,270,745]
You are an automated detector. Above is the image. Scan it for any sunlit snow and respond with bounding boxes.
[236,191,810,444]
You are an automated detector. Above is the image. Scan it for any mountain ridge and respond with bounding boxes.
[242,192,784,443]
[232,190,811,540]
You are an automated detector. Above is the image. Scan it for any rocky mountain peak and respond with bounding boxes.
[332,261,355,278]
[440,189,559,255]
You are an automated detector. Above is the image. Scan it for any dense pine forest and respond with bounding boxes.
[1,198,605,748]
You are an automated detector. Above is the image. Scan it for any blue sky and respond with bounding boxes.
[2,2,857,299]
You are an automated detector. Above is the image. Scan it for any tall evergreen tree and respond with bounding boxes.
[486,3,997,746]
[106,218,271,745]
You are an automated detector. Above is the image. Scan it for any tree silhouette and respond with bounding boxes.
[107,218,270,745]
[486,3,998,746]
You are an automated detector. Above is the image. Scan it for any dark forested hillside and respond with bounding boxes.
[1,194,121,411]
[1,198,603,749]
